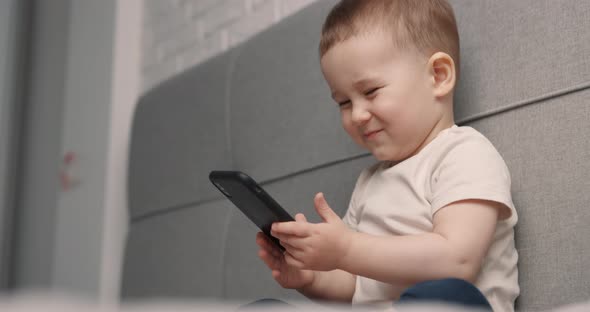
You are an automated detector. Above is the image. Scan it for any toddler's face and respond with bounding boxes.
[320,32,444,162]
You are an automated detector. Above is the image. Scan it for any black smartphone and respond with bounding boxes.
[209,170,294,251]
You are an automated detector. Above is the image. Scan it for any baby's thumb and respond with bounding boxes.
[314,192,339,223]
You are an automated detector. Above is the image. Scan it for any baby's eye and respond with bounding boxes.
[338,99,351,107]
[364,87,380,96]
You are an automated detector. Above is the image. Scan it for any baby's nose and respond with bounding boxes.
[351,105,371,125]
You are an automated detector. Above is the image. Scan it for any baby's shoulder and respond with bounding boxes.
[434,126,501,159]
[443,125,492,144]
[429,126,510,177]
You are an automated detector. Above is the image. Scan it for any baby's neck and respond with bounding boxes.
[409,109,455,159]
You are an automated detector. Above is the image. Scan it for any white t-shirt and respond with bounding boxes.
[343,125,519,312]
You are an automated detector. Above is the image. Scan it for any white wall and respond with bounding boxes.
[13,0,141,302]
[101,0,142,302]
[142,0,317,92]
[52,0,141,301]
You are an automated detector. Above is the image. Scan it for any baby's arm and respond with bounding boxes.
[298,269,356,302]
[273,197,502,286]
[340,199,503,285]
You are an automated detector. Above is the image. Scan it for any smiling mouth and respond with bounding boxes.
[364,129,383,139]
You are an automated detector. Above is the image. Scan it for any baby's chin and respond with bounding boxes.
[370,147,410,163]
[357,140,411,163]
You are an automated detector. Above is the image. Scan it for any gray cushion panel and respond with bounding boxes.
[223,155,375,301]
[451,0,590,120]
[516,224,590,311]
[121,200,232,299]
[128,52,236,219]
[465,88,590,310]
[228,0,364,182]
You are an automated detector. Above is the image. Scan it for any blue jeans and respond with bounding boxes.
[241,278,491,310]
[397,278,492,310]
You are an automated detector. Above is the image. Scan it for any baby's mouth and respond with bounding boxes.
[364,129,383,139]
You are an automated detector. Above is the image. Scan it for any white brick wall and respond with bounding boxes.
[142,0,318,92]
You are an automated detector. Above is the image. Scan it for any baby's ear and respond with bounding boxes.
[428,52,456,98]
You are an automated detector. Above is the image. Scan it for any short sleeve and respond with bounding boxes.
[430,135,514,220]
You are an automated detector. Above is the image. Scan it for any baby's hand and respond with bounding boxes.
[271,193,353,271]
[256,216,315,290]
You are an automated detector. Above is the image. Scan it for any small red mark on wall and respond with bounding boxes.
[60,151,78,191]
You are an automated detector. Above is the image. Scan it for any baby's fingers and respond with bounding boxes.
[284,252,305,269]
[256,232,281,257]
[295,213,307,222]
[258,249,281,270]
[271,221,310,237]
[275,234,307,251]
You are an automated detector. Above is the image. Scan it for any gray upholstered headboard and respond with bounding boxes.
[121,0,590,310]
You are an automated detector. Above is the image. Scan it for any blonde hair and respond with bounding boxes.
[320,0,460,78]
